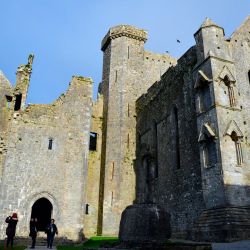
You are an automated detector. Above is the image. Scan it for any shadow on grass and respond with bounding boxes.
[57,236,119,250]
[0,246,26,250]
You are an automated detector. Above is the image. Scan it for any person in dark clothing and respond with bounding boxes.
[45,219,58,249]
[5,213,18,248]
[29,218,38,248]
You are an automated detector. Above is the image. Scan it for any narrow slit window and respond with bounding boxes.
[14,94,22,111]
[127,133,130,149]
[173,107,181,169]
[111,162,115,180]
[48,138,53,150]
[89,132,97,151]
[115,70,118,82]
[248,71,250,85]
[85,204,89,215]
[153,120,158,176]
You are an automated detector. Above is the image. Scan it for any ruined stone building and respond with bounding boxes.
[0,16,249,242]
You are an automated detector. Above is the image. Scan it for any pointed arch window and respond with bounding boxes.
[231,131,243,165]
[195,70,212,112]
[224,120,244,166]
[224,75,235,107]
[199,123,217,168]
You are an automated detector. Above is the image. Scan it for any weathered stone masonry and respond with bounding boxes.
[134,16,250,241]
[0,16,250,242]
[0,56,93,240]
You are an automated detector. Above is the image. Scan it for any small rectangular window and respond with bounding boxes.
[89,132,97,151]
[48,138,53,150]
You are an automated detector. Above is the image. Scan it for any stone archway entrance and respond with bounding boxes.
[31,198,53,231]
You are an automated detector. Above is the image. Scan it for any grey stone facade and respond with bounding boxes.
[134,16,250,241]
[0,16,249,242]
[0,57,93,240]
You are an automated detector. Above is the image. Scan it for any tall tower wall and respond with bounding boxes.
[99,25,176,235]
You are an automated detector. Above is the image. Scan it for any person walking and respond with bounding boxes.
[5,213,18,249]
[29,218,38,248]
[45,219,58,249]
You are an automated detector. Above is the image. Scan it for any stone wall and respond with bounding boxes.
[0,71,13,178]
[134,16,250,241]
[136,47,205,238]
[0,58,93,241]
[84,94,103,237]
[99,25,176,235]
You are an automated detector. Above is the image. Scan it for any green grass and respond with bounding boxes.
[57,236,119,250]
[0,246,26,250]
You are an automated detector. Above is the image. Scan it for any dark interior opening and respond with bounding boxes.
[48,139,53,150]
[85,204,89,215]
[89,132,97,151]
[5,96,12,108]
[14,94,22,111]
[31,198,52,231]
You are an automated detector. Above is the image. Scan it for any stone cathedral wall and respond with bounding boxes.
[0,72,93,241]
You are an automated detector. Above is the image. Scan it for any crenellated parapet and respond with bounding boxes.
[101,25,147,51]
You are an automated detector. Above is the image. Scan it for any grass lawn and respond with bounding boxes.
[0,246,26,250]
[57,236,119,250]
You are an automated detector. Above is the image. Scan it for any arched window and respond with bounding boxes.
[231,131,243,165]
[195,70,212,112]
[173,107,181,169]
[224,75,235,107]
[198,123,217,168]
[199,81,211,112]
[203,137,217,168]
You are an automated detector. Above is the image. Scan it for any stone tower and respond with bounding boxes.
[193,17,250,240]
[98,25,176,235]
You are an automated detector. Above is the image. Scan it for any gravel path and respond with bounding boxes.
[212,240,250,250]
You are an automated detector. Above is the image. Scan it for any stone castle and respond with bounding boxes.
[0,16,250,242]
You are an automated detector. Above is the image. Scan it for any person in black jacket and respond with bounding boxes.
[45,219,58,249]
[29,218,38,248]
[5,213,18,248]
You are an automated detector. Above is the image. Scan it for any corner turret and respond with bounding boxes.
[194,18,230,62]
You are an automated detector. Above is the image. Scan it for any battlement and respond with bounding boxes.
[101,25,147,51]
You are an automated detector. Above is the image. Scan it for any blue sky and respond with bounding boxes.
[0,1,249,103]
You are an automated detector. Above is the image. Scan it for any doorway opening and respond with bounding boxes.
[31,198,53,231]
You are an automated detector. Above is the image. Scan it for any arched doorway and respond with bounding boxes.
[31,198,52,231]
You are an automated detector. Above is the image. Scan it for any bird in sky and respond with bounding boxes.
[177,39,181,43]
